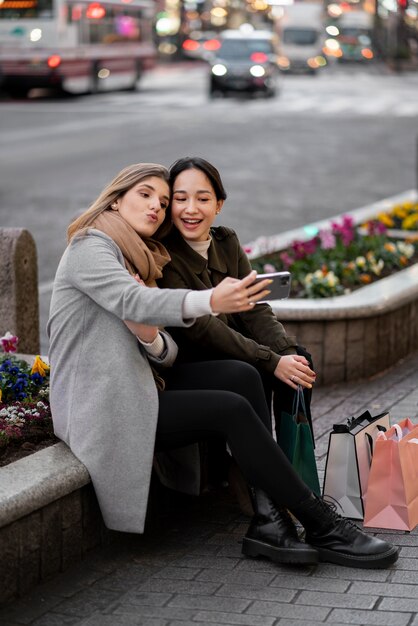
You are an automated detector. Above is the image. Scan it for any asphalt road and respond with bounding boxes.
[0,60,417,351]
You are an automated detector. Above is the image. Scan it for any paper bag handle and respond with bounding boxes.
[365,424,387,457]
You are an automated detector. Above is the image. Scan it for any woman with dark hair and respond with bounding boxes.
[48,162,398,571]
[159,156,316,446]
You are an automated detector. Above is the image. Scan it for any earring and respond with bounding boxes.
[111,202,118,210]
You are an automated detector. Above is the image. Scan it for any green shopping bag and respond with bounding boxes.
[278,385,321,496]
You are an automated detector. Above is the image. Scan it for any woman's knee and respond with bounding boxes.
[221,360,264,391]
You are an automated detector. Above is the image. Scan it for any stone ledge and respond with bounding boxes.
[0,442,90,529]
[270,263,418,321]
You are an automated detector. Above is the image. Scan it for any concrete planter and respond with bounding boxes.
[246,190,418,385]
[0,443,107,606]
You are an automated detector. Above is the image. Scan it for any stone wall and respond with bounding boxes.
[0,484,107,605]
[284,298,418,386]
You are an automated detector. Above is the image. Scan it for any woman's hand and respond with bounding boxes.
[210,270,272,314]
[274,354,316,390]
[124,274,159,343]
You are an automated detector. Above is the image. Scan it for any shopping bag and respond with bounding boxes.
[364,418,418,531]
[322,410,390,520]
[278,385,321,496]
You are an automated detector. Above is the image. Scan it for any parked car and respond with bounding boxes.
[208,30,279,98]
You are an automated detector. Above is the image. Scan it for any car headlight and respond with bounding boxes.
[249,65,265,78]
[211,64,227,76]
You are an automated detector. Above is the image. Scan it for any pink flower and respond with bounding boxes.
[279,251,293,268]
[319,229,336,250]
[243,246,253,254]
[263,263,276,273]
[0,332,18,353]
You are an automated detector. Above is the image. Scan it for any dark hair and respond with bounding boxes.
[169,157,227,202]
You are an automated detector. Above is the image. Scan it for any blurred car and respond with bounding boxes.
[181,32,221,61]
[208,30,279,98]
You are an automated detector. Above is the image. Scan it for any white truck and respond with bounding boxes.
[277,2,326,73]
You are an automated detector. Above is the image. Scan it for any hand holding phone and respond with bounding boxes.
[254,271,291,302]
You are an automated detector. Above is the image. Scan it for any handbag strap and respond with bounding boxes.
[292,385,307,422]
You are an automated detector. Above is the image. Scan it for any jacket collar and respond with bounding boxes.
[168,228,228,275]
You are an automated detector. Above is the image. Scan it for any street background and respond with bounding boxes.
[0,60,417,351]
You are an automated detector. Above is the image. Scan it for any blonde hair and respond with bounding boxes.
[67,163,171,242]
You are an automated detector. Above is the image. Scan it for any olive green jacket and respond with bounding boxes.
[159,226,297,374]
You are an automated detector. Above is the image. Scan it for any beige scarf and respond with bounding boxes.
[94,209,170,286]
[94,209,171,391]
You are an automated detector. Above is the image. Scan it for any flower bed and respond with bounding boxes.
[249,214,418,299]
[0,332,56,467]
[243,191,418,386]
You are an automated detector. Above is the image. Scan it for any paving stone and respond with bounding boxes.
[91,565,158,591]
[391,569,418,583]
[112,604,195,620]
[269,573,349,593]
[378,596,418,611]
[137,579,220,595]
[349,581,418,598]
[152,566,201,581]
[31,612,82,625]
[246,600,331,620]
[119,592,177,607]
[193,610,276,625]
[328,608,412,625]
[295,590,377,609]
[196,569,276,586]
[279,621,348,626]
[166,594,251,612]
[49,588,121,618]
[174,555,240,570]
[80,616,168,626]
[214,582,295,603]
[314,564,391,582]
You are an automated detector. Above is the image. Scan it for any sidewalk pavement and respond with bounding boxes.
[1,351,417,626]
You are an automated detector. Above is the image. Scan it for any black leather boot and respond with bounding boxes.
[292,494,399,569]
[242,488,318,565]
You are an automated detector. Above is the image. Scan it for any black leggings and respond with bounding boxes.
[156,360,311,509]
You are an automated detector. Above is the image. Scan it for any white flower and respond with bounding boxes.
[397,242,414,258]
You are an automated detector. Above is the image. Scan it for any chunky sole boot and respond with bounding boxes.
[292,494,399,569]
[242,488,318,566]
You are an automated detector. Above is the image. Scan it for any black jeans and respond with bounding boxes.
[155,360,311,509]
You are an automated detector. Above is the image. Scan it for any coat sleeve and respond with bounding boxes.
[161,264,281,374]
[147,330,178,368]
[65,234,194,328]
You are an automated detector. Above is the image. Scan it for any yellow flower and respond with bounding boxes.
[0,388,2,403]
[384,242,396,253]
[31,355,50,377]
[377,212,394,227]
[360,274,372,284]
[402,213,418,230]
[392,205,408,219]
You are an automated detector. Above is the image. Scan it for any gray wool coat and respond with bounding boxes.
[47,229,196,533]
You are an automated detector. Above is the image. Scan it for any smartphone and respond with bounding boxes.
[254,271,291,302]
